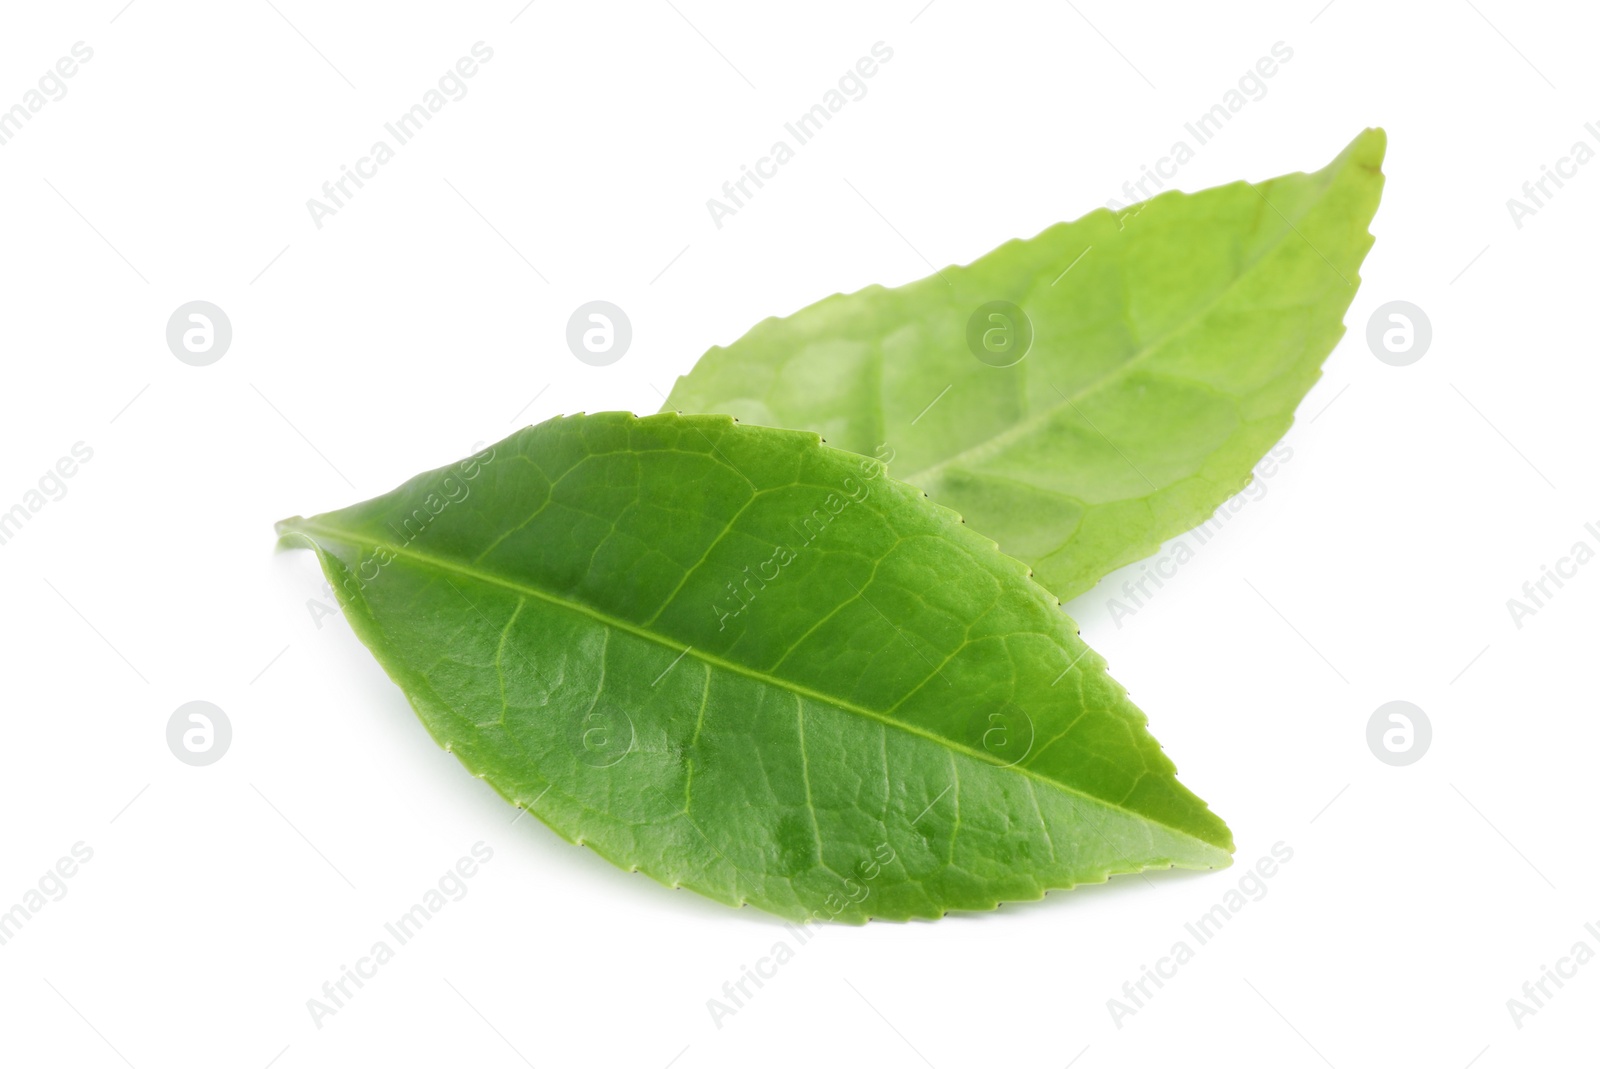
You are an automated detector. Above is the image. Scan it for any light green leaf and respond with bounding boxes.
[278,412,1231,922]
[665,129,1386,600]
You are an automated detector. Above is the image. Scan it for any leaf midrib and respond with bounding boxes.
[900,172,1345,487]
[286,516,1221,848]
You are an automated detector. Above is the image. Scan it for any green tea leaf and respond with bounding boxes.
[278,413,1231,922]
[665,129,1386,600]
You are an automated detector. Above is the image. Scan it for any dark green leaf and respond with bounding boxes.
[278,413,1231,922]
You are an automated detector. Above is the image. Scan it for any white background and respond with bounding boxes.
[1,1,1595,1066]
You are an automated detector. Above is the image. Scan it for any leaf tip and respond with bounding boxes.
[1334,126,1387,178]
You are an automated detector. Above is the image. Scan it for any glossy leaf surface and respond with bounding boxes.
[278,413,1231,921]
